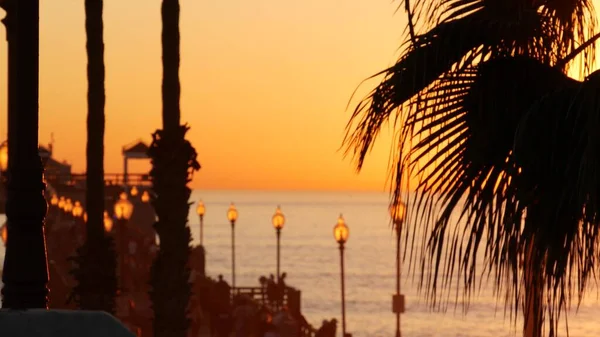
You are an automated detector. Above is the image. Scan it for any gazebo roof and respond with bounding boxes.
[122,140,149,158]
[39,145,51,156]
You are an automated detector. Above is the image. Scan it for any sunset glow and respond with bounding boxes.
[1,1,599,191]
[0,0,409,191]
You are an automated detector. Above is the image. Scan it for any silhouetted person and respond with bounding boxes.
[264,321,280,337]
[273,306,299,337]
[215,274,231,307]
[256,306,273,337]
[315,320,329,337]
[326,318,338,337]
[277,272,287,308]
[214,275,232,337]
[266,274,277,308]
[233,295,257,337]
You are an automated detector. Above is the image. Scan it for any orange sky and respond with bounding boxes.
[0,1,598,191]
[0,0,408,191]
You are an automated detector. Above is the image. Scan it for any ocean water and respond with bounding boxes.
[2,190,600,337]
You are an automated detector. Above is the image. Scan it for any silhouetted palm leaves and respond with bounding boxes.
[345,0,599,335]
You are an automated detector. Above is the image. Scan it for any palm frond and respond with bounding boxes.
[399,57,575,320]
[344,9,551,169]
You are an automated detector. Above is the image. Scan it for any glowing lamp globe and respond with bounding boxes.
[64,199,73,213]
[130,186,139,197]
[0,143,7,171]
[272,205,285,230]
[389,201,406,230]
[227,203,238,223]
[333,214,349,244]
[83,212,88,223]
[103,211,113,232]
[114,194,134,220]
[0,221,6,245]
[58,196,66,209]
[50,194,58,206]
[196,200,206,217]
[141,190,150,203]
[72,201,84,218]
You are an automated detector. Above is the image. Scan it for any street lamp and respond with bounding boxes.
[58,196,65,210]
[141,190,150,203]
[103,211,114,233]
[389,202,406,337]
[196,200,205,246]
[72,201,83,218]
[227,203,238,288]
[114,192,134,293]
[0,142,7,172]
[272,205,285,281]
[83,212,88,223]
[50,194,58,207]
[64,198,73,215]
[334,214,349,337]
[130,186,139,197]
[1,221,7,245]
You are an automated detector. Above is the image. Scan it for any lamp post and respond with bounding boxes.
[103,211,114,233]
[272,206,285,281]
[1,221,7,245]
[64,199,74,219]
[50,194,58,207]
[334,214,349,337]
[114,192,133,293]
[390,202,406,337]
[49,195,59,220]
[141,190,150,203]
[0,142,7,174]
[72,201,84,218]
[196,200,205,246]
[73,202,84,241]
[227,203,238,289]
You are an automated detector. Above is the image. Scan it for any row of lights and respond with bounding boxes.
[194,201,349,243]
[0,187,148,242]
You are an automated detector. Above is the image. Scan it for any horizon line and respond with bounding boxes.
[191,186,392,194]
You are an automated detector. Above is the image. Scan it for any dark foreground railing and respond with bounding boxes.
[231,286,318,337]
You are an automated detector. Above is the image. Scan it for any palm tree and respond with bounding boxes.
[70,0,118,313]
[148,0,201,336]
[345,1,598,336]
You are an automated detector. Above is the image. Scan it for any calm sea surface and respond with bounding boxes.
[2,189,600,337]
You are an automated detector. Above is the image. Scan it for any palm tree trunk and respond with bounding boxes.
[0,0,50,309]
[523,208,544,337]
[161,0,180,131]
[71,0,118,312]
[149,0,200,336]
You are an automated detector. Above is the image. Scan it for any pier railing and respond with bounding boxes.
[45,173,152,188]
[231,286,317,337]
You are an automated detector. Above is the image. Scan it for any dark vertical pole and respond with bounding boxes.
[340,243,346,337]
[231,221,235,289]
[276,228,281,281]
[119,218,127,293]
[199,215,203,246]
[276,227,281,310]
[1,1,15,168]
[396,227,401,337]
[1,0,50,309]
